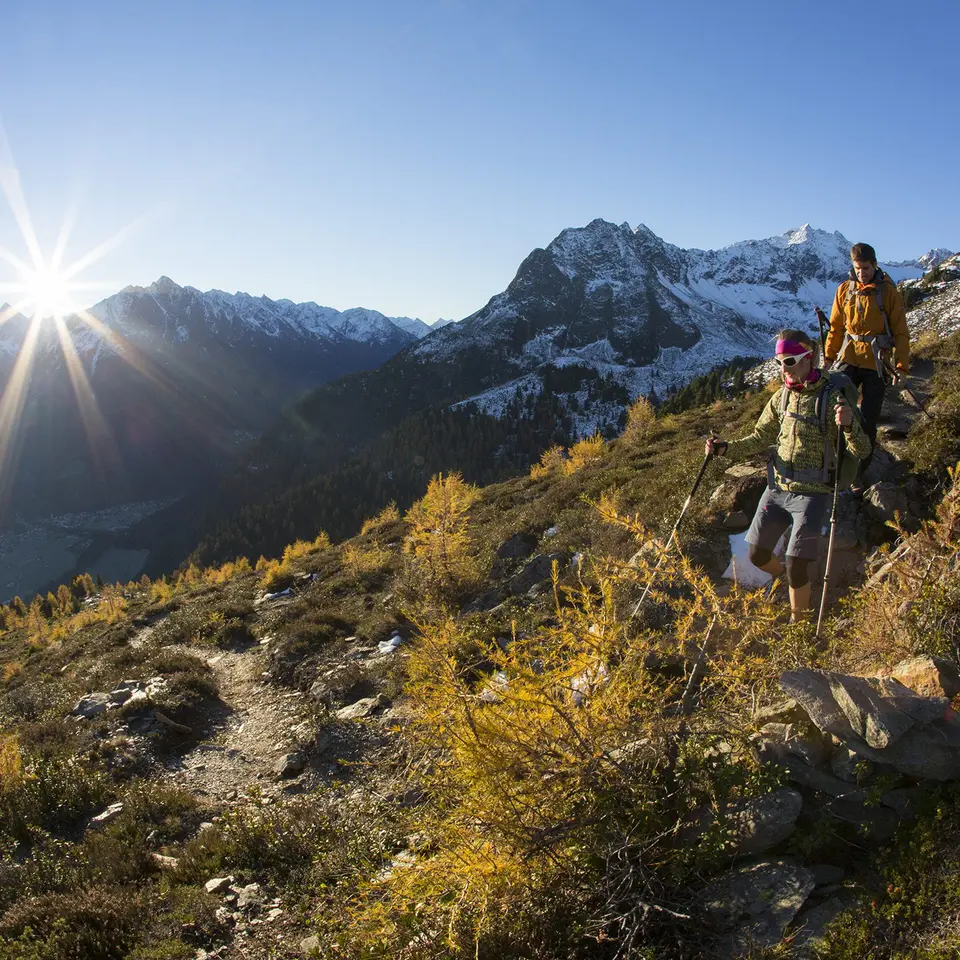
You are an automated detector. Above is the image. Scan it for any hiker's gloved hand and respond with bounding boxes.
[705,435,728,457]
[835,397,853,429]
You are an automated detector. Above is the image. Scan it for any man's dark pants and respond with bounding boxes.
[837,362,885,476]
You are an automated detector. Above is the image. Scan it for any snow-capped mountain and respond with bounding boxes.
[0,279,430,523]
[415,220,944,429]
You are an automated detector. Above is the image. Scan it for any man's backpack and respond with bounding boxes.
[777,372,864,489]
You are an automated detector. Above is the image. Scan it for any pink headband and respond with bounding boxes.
[776,339,810,357]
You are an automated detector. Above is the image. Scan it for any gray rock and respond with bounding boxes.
[781,668,960,780]
[235,883,263,910]
[789,897,845,958]
[205,876,234,894]
[462,586,508,613]
[780,671,858,741]
[335,695,389,722]
[890,655,960,700]
[308,662,366,707]
[722,510,750,530]
[831,520,860,551]
[300,936,321,956]
[758,723,829,767]
[726,788,804,857]
[496,532,539,561]
[828,674,915,749]
[507,552,568,596]
[277,752,306,778]
[880,786,926,819]
[778,758,869,803]
[809,864,845,886]
[830,746,874,783]
[861,448,898,488]
[753,699,806,726]
[863,480,909,526]
[699,859,815,958]
[71,693,110,719]
[825,799,899,842]
[643,651,687,678]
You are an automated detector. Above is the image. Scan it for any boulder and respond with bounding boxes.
[782,668,960,781]
[757,723,829,767]
[725,788,804,857]
[235,883,263,910]
[507,553,568,596]
[889,655,960,700]
[699,859,815,958]
[861,447,899,488]
[71,693,110,719]
[830,746,873,783]
[276,752,306,778]
[753,699,806,726]
[300,935,321,955]
[722,510,750,531]
[773,757,869,804]
[880,786,926,818]
[87,802,124,829]
[809,864,845,887]
[789,897,845,958]
[205,876,234,895]
[709,463,768,518]
[862,481,910,526]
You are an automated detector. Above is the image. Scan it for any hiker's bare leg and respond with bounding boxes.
[789,583,812,620]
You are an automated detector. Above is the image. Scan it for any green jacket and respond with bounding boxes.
[726,375,872,494]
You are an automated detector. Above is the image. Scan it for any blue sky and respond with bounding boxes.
[1,0,957,323]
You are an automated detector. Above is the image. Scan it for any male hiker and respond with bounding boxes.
[823,242,909,492]
[705,330,871,621]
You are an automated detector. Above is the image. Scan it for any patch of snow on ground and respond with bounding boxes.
[722,532,786,587]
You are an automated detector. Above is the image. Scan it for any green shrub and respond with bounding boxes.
[0,886,145,960]
[0,755,110,845]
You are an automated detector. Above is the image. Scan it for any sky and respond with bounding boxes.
[0,0,957,323]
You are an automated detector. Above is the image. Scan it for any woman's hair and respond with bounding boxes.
[777,328,816,351]
[850,242,878,264]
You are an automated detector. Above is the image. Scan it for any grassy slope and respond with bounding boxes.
[1,327,960,958]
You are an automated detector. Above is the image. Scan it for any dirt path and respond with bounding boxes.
[161,642,317,803]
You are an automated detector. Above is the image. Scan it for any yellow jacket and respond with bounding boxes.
[825,269,909,373]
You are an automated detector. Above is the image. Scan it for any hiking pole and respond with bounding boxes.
[814,306,829,357]
[881,358,934,422]
[816,427,845,639]
[631,448,714,618]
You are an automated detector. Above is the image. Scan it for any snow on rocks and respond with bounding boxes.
[377,632,403,655]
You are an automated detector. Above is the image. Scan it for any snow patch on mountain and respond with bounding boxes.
[434,220,939,432]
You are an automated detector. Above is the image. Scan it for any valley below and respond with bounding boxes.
[0,498,176,603]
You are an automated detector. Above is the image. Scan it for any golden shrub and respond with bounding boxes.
[530,444,566,479]
[564,431,606,474]
[622,395,656,443]
[360,501,401,535]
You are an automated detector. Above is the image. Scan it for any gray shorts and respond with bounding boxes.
[745,487,830,560]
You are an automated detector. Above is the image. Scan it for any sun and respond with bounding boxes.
[19,260,77,320]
